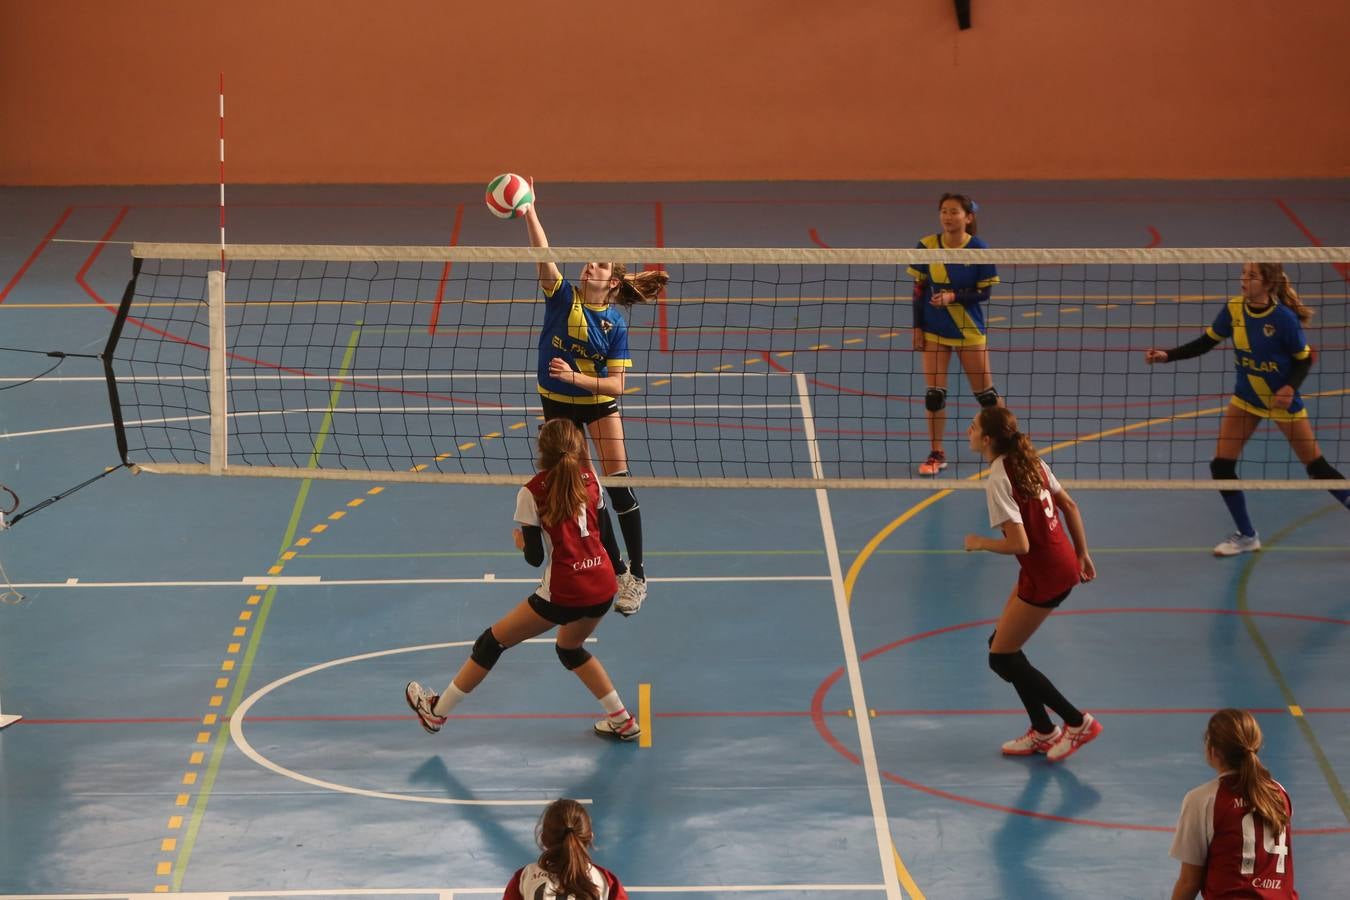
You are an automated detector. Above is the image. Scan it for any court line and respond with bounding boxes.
[0,205,73,303]
[1234,504,1350,823]
[795,373,905,900]
[9,575,833,590]
[0,885,887,899]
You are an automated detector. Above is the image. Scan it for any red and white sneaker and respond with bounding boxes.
[405,681,447,734]
[1001,725,1063,756]
[1046,713,1101,762]
[918,450,948,476]
[594,715,641,742]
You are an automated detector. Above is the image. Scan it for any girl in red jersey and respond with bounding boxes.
[963,407,1100,762]
[1170,709,1297,899]
[503,799,628,900]
[404,419,640,742]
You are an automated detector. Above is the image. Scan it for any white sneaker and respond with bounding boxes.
[918,450,948,476]
[404,681,446,734]
[594,716,641,742]
[1001,725,1062,756]
[1213,532,1261,557]
[1046,713,1102,763]
[614,571,647,617]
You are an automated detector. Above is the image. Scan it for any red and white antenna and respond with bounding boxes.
[218,72,226,270]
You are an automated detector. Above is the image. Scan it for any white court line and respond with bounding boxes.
[1,371,785,384]
[0,885,885,899]
[795,372,903,900]
[11,575,832,590]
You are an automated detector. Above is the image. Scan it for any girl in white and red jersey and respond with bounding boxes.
[963,407,1100,762]
[404,419,641,742]
[503,798,628,900]
[1170,709,1297,899]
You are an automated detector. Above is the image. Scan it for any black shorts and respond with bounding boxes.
[540,395,620,428]
[1019,586,1073,609]
[528,593,613,625]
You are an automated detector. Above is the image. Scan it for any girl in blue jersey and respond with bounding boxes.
[907,193,1003,476]
[1146,262,1350,556]
[521,185,668,615]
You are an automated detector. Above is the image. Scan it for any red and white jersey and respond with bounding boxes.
[516,469,618,606]
[985,456,1079,604]
[1170,773,1297,898]
[502,861,627,900]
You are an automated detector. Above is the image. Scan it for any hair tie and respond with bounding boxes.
[969,199,979,213]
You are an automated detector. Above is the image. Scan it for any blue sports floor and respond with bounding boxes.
[0,181,1348,899]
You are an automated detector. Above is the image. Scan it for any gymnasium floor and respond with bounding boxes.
[0,181,1347,899]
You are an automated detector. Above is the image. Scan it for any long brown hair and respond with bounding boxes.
[536,798,600,900]
[1254,262,1312,323]
[1205,709,1290,832]
[978,407,1043,498]
[609,263,669,308]
[535,419,589,529]
[939,192,979,235]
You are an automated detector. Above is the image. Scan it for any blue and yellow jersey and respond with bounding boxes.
[906,234,1000,347]
[1206,297,1312,419]
[536,277,632,404]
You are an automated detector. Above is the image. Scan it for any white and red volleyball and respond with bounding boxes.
[485,173,533,218]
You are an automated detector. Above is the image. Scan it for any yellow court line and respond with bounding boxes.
[638,683,652,748]
[894,843,926,899]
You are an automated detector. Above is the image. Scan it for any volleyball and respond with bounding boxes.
[485,173,533,218]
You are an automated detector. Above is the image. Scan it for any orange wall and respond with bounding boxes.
[3,0,1348,184]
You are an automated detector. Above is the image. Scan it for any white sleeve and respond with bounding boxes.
[514,487,539,527]
[1169,780,1217,867]
[1044,463,1062,495]
[986,462,1021,528]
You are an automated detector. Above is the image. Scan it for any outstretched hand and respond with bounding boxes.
[1144,349,1168,364]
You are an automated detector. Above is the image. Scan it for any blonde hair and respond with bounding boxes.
[1254,262,1311,323]
[535,419,589,529]
[978,407,1043,498]
[536,798,599,900]
[1205,709,1290,832]
[609,263,669,308]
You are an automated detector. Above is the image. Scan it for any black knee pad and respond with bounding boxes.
[555,644,593,671]
[924,387,947,412]
[974,387,1000,408]
[1210,457,1238,480]
[470,628,507,670]
[1306,456,1344,480]
[988,650,1031,684]
[606,472,639,515]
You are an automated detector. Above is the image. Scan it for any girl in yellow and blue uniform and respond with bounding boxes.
[1146,262,1350,556]
[907,193,1002,476]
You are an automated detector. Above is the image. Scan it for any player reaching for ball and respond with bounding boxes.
[514,180,668,617]
[963,407,1101,762]
[404,419,641,742]
[1145,262,1350,557]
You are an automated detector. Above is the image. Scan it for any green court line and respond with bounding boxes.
[1235,504,1350,824]
[171,324,364,889]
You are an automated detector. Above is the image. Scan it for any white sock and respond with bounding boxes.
[597,690,638,734]
[598,690,625,716]
[432,682,468,718]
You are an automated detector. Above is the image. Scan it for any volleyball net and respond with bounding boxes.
[103,243,1350,489]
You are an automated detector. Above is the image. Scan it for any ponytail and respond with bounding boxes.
[536,798,600,900]
[1256,262,1311,323]
[535,420,589,528]
[610,262,669,308]
[1205,709,1290,833]
[977,407,1043,498]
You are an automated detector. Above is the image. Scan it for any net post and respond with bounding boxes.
[207,269,228,473]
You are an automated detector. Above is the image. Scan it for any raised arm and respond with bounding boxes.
[522,193,562,289]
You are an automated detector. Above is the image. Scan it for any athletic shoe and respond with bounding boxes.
[594,716,641,742]
[614,571,647,617]
[918,450,948,476]
[1213,532,1261,557]
[1001,725,1063,756]
[405,680,446,734]
[1046,713,1101,762]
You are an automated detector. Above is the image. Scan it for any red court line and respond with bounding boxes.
[1275,198,1350,281]
[0,206,74,304]
[428,202,465,335]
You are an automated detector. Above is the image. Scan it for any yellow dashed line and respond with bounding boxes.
[878,331,899,338]
[202,714,217,726]
[189,752,204,766]
[196,732,209,744]
[458,442,476,451]
[346,498,364,507]
[1022,311,1042,318]
[214,678,228,689]
[367,485,384,494]
[175,793,190,807]
[410,463,427,472]
[266,565,283,575]
[239,610,252,621]
[651,378,671,387]
[714,364,733,371]
[809,344,830,351]
[182,772,197,785]
[509,422,528,430]
[327,511,345,521]
[1139,300,1157,305]
[155,885,170,893]
[1060,307,1081,313]
[228,642,240,653]
[294,537,310,547]
[208,696,222,707]
[161,838,177,851]
[1290,705,1304,717]
[1095,303,1119,309]
[168,816,182,829]
[280,551,296,561]
[775,351,794,358]
[623,386,641,394]
[232,627,246,637]
[310,524,327,533]
[744,357,761,365]
[483,432,502,439]
[843,338,864,345]
[246,596,259,606]
[221,660,235,671]
[156,862,172,876]
[987,315,1007,323]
